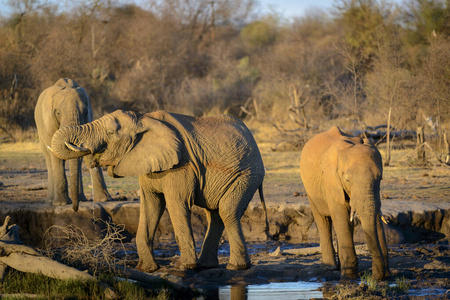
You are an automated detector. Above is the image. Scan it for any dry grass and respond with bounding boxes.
[0,141,41,153]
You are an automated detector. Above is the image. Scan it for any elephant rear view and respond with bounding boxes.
[49,109,267,272]
[299,126,389,280]
[34,78,111,211]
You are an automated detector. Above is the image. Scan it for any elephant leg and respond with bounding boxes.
[76,158,88,202]
[136,188,165,273]
[219,181,256,270]
[164,196,198,269]
[41,142,54,203]
[220,210,250,270]
[377,214,390,278]
[310,199,337,269]
[85,155,111,202]
[331,207,358,279]
[199,209,224,268]
[50,153,70,206]
[68,158,83,210]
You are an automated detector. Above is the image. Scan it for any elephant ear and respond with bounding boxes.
[320,143,347,206]
[113,116,183,177]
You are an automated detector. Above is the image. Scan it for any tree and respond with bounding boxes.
[365,25,415,165]
[402,0,450,45]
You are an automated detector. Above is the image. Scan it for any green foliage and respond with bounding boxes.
[335,272,412,299]
[240,19,278,50]
[403,0,450,45]
[0,270,104,298]
[0,269,180,299]
[359,271,379,292]
[337,0,386,57]
[394,276,411,293]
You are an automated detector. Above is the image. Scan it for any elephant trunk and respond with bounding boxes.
[354,192,386,280]
[50,124,92,160]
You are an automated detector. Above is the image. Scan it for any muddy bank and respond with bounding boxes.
[0,200,449,247]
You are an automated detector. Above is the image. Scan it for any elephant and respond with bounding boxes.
[48,109,267,272]
[34,78,111,211]
[299,126,389,280]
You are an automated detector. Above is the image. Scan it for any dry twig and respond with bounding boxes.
[43,219,128,276]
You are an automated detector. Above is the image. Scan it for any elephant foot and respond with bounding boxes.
[199,262,219,269]
[198,257,219,269]
[93,191,112,202]
[340,267,358,280]
[226,261,251,271]
[182,263,198,270]
[136,260,159,273]
[78,194,89,202]
[52,198,69,206]
[321,263,338,271]
[174,260,198,271]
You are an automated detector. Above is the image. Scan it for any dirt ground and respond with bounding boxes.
[1,140,450,299]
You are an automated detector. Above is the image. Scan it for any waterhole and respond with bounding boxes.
[216,281,323,300]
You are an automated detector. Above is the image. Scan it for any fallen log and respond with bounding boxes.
[114,265,184,288]
[269,245,370,256]
[0,252,95,281]
[0,216,117,299]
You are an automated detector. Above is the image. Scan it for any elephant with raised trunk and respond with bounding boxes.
[49,109,267,272]
[299,126,389,280]
[34,78,111,211]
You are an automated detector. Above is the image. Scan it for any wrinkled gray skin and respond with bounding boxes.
[299,127,389,280]
[49,109,266,272]
[34,78,111,211]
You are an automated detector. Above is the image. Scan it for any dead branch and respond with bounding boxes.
[418,142,450,167]
[43,220,128,275]
[240,97,260,121]
[9,74,18,100]
[271,124,308,151]
[0,216,10,238]
[0,217,117,298]
[288,84,310,129]
[0,125,15,143]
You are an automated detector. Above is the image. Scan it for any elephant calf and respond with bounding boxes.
[34,78,111,211]
[49,109,267,272]
[300,126,389,280]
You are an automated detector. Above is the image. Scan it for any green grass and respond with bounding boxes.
[0,269,176,299]
[0,270,105,299]
[333,272,411,299]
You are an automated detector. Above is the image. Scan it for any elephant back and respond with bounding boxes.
[54,78,80,89]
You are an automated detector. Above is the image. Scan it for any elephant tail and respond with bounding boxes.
[258,184,271,240]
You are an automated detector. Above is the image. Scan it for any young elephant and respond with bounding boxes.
[34,78,111,211]
[49,109,266,272]
[299,127,389,280]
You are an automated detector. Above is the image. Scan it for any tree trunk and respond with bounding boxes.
[385,107,392,166]
[417,125,425,164]
[444,131,449,165]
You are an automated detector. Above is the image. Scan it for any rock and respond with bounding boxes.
[269,246,282,257]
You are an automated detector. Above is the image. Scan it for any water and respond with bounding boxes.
[211,281,323,300]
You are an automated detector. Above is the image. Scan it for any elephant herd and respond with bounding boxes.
[34,78,389,280]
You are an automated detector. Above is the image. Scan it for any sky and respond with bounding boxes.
[0,0,337,19]
[257,0,336,18]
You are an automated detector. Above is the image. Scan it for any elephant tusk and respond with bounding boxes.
[47,146,54,153]
[65,142,90,153]
[350,207,356,223]
[381,213,388,224]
